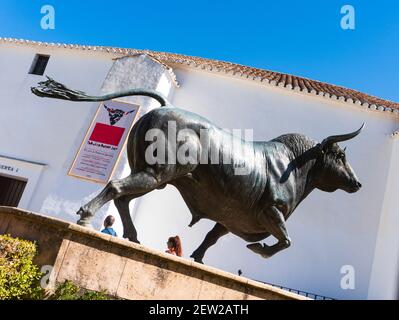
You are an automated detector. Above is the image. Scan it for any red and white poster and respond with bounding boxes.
[68,100,140,184]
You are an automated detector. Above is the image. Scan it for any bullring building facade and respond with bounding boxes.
[1,37,399,299]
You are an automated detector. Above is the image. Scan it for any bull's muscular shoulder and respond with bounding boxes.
[261,141,296,204]
[260,134,317,213]
[264,140,293,178]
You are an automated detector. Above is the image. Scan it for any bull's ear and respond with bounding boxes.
[315,143,325,154]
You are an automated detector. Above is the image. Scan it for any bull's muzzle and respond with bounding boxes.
[348,180,362,193]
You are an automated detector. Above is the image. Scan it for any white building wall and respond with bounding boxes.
[368,137,399,299]
[0,44,113,226]
[1,43,399,299]
[0,44,175,230]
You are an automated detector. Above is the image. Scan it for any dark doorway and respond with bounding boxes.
[0,175,27,207]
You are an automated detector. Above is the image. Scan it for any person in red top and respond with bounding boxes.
[165,235,183,257]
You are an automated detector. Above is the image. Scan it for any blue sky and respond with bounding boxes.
[1,0,398,102]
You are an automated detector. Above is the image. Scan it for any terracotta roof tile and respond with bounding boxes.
[1,37,398,115]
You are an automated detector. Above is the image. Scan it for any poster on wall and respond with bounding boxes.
[68,100,140,184]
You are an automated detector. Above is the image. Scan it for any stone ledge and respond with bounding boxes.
[0,206,307,300]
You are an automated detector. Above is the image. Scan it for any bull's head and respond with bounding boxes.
[313,124,364,193]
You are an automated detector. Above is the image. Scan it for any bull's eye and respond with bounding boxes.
[337,153,345,160]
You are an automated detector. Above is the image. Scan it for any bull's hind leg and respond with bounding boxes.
[190,223,229,264]
[246,207,291,259]
[77,171,158,227]
[114,193,144,243]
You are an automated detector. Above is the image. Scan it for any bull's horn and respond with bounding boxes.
[320,123,365,148]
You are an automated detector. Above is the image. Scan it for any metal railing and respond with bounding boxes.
[256,280,335,300]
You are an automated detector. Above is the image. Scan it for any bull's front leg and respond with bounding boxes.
[191,223,229,264]
[77,172,158,227]
[247,207,291,258]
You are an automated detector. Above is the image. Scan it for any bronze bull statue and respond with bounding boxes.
[32,77,363,263]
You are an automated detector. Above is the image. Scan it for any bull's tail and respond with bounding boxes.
[31,76,171,107]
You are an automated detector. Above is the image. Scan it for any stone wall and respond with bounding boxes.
[0,206,305,300]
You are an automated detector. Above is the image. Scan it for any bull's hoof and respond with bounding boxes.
[76,217,94,229]
[124,234,140,244]
[76,207,94,228]
[247,243,271,258]
[76,207,95,219]
[190,253,204,264]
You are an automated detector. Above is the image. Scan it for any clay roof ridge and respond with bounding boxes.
[1,37,398,115]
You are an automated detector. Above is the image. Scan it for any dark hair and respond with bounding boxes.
[168,236,183,257]
[104,215,115,228]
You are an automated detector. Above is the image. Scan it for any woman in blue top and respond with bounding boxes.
[101,215,117,237]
